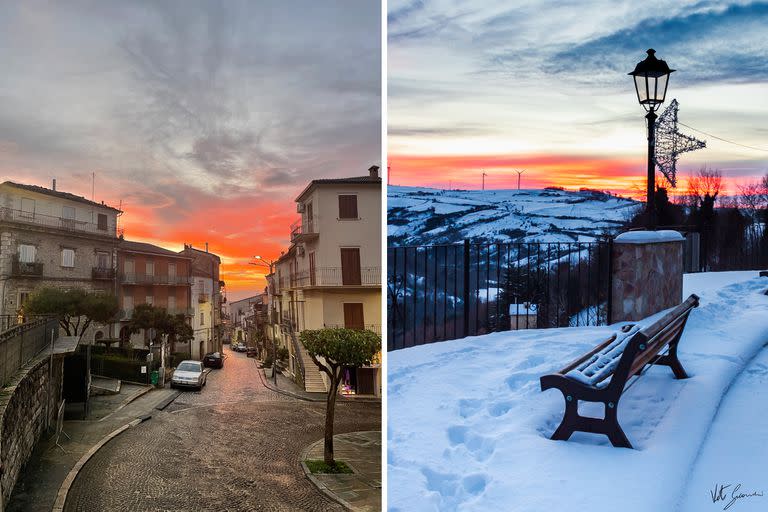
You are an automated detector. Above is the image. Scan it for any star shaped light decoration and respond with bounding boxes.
[654,99,706,188]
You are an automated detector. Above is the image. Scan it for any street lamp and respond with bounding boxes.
[250,255,278,384]
[629,48,675,230]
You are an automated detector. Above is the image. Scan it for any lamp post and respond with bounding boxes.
[629,49,674,230]
[250,255,278,384]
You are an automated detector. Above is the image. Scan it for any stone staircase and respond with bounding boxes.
[297,344,327,393]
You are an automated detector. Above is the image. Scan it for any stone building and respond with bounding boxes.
[0,181,120,338]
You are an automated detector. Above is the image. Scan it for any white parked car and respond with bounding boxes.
[171,360,207,390]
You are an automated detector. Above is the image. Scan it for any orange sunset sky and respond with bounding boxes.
[0,1,381,301]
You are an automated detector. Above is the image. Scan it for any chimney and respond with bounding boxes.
[52,178,56,191]
[368,165,379,178]
[205,242,209,253]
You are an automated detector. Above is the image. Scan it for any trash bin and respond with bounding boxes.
[150,370,159,386]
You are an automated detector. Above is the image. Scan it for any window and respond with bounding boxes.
[61,248,75,268]
[97,214,108,231]
[145,295,154,305]
[168,262,176,280]
[123,294,133,312]
[20,198,35,218]
[200,312,205,326]
[145,260,154,276]
[18,244,36,263]
[97,251,110,269]
[338,195,358,219]
[168,295,176,312]
[62,206,76,229]
[124,259,134,274]
[19,291,31,308]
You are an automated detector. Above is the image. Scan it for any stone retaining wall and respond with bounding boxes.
[0,352,64,509]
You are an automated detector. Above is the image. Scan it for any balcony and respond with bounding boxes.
[0,207,117,238]
[120,273,192,285]
[119,307,194,320]
[92,267,116,280]
[290,267,381,288]
[324,324,382,335]
[12,259,43,277]
[290,219,319,242]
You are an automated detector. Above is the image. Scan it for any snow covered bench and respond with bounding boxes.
[540,294,700,448]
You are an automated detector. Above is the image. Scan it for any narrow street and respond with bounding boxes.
[63,346,381,511]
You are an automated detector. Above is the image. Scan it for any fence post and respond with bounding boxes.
[463,239,470,337]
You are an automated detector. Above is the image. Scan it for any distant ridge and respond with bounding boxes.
[387,186,640,246]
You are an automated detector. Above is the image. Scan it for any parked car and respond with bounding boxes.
[235,343,248,352]
[246,347,258,358]
[203,352,225,368]
[170,360,207,390]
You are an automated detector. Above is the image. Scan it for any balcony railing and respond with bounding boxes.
[12,259,43,277]
[290,218,318,242]
[0,207,116,237]
[121,273,192,285]
[119,307,194,320]
[290,267,380,288]
[323,324,382,335]
[92,267,116,280]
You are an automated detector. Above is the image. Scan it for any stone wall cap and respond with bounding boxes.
[614,230,684,244]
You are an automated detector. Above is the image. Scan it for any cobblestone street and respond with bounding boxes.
[63,347,381,511]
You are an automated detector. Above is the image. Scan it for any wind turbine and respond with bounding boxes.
[515,169,526,190]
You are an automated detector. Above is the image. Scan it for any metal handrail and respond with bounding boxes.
[0,206,116,237]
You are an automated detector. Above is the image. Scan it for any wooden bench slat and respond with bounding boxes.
[558,333,618,375]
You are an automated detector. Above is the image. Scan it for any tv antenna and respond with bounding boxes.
[654,99,706,187]
[482,171,487,190]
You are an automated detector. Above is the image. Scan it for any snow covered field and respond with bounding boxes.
[388,186,639,246]
[388,271,768,511]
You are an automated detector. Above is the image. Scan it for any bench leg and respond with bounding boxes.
[550,396,578,441]
[652,342,688,379]
[550,392,633,448]
[604,403,632,449]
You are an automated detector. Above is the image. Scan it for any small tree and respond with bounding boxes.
[300,328,381,465]
[127,305,193,353]
[25,288,119,339]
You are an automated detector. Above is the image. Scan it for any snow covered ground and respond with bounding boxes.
[388,271,768,511]
[388,186,639,246]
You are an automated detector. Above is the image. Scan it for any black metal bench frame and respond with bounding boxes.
[540,294,700,448]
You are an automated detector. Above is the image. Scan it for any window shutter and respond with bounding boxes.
[98,214,108,231]
[338,195,358,219]
[61,249,75,267]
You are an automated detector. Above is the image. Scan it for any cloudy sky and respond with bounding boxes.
[0,0,381,300]
[388,0,768,196]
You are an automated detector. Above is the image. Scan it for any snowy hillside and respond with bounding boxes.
[388,186,641,246]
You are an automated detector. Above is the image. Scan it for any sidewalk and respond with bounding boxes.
[302,431,382,512]
[258,364,381,403]
[6,385,177,512]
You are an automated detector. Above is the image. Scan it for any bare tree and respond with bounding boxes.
[686,167,723,207]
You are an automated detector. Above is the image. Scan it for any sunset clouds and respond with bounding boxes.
[388,0,768,195]
[0,1,381,300]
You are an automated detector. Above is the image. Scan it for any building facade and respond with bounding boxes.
[269,166,382,395]
[116,241,192,348]
[0,181,120,338]
[179,244,222,359]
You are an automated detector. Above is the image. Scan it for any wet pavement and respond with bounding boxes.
[62,346,381,511]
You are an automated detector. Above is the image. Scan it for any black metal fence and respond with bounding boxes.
[1,317,59,387]
[387,241,612,350]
